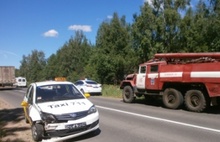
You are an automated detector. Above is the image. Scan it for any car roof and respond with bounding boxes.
[16,77,26,79]
[79,79,95,82]
[32,81,73,87]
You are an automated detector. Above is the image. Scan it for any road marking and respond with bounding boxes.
[18,90,25,93]
[97,105,220,133]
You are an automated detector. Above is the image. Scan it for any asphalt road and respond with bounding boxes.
[1,88,220,142]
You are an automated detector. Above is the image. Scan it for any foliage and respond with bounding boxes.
[17,0,220,85]
[19,50,46,83]
[90,13,138,84]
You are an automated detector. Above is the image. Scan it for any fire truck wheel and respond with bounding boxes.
[184,90,207,112]
[123,86,135,103]
[163,88,183,109]
[31,123,44,142]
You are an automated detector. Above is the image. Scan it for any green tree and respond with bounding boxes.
[90,12,137,84]
[132,3,157,63]
[43,53,58,80]
[179,7,195,52]
[18,0,220,86]
[206,0,220,51]
[47,31,92,82]
[132,0,190,61]
[19,50,46,83]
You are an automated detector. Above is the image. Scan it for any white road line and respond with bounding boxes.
[97,105,220,133]
[17,90,25,93]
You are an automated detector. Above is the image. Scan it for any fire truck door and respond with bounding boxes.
[146,65,159,90]
[136,65,146,89]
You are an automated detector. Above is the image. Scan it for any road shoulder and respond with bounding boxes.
[0,98,33,142]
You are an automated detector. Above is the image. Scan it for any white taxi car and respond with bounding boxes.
[21,80,99,142]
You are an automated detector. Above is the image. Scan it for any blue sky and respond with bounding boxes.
[0,0,146,69]
[0,0,198,69]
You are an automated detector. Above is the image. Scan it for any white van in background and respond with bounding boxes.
[15,77,27,87]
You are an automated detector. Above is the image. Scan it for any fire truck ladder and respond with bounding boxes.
[154,53,220,64]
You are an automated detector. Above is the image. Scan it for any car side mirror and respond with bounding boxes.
[84,93,90,98]
[21,101,28,107]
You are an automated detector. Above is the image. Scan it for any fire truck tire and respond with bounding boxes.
[123,86,135,103]
[31,123,44,142]
[163,88,183,109]
[184,90,207,112]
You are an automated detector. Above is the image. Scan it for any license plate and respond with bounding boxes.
[65,122,86,130]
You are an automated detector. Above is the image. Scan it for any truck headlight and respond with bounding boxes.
[88,105,97,115]
[41,112,57,123]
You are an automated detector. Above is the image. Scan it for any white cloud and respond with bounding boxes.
[144,0,164,11]
[68,25,92,32]
[43,29,59,37]
[144,0,153,7]
[0,50,19,58]
[107,15,113,19]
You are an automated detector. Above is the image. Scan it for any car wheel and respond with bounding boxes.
[31,123,44,142]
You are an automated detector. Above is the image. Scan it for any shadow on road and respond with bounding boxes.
[0,108,30,142]
[128,97,220,114]
[65,128,101,142]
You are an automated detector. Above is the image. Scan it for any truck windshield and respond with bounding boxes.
[36,84,84,103]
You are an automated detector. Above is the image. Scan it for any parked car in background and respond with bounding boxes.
[14,77,27,87]
[21,80,99,142]
[74,79,102,95]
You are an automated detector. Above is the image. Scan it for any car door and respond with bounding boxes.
[74,81,84,92]
[146,64,159,90]
[24,85,34,123]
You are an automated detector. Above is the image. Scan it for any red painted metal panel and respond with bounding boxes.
[205,83,220,97]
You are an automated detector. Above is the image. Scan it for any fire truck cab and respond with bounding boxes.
[120,53,220,112]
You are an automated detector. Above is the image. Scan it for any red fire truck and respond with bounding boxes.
[120,53,220,112]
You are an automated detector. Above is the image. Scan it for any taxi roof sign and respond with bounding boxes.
[54,77,66,81]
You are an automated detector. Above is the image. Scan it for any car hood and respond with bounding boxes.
[36,99,93,115]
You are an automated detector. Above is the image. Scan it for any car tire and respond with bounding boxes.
[31,123,44,142]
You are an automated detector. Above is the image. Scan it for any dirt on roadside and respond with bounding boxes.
[0,98,33,142]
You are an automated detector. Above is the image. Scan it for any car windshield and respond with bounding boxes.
[36,84,84,103]
[85,80,97,84]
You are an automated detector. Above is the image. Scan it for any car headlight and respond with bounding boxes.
[88,105,97,115]
[41,112,57,123]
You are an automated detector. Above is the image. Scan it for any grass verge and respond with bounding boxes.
[101,84,122,98]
